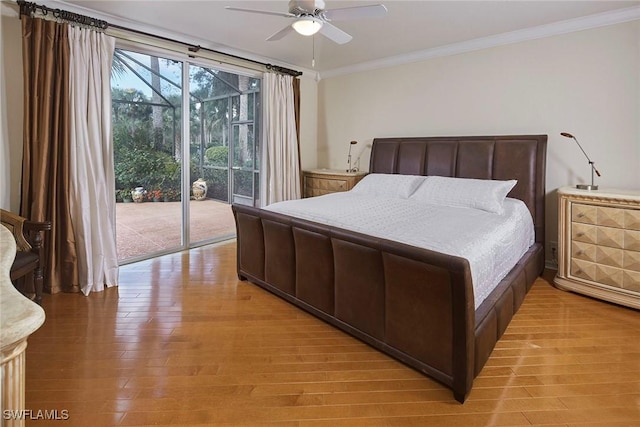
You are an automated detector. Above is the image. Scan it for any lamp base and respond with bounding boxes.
[576,184,598,190]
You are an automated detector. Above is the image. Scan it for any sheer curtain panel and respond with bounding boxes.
[68,26,118,294]
[261,73,301,206]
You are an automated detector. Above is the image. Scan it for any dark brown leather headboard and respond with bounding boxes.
[369,135,547,244]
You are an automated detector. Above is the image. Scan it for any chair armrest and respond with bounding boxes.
[23,219,52,255]
[0,209,51,253]
[1,209,31,251]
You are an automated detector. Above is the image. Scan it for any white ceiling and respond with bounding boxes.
[60,0,639,76]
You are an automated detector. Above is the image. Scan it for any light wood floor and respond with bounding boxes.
[25,241,640,426]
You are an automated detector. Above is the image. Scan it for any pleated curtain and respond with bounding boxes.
[261,73,301,206]
[21,16,78,293]
[68,26,118,295]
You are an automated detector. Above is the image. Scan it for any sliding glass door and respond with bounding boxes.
[112,50,184,261]
[112,49,261,263]
[230,81,261,207]
[188,64,261,244]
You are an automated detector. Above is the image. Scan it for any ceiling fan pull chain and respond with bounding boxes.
[312,35,316,67]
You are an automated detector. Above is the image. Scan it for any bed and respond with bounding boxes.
[232,134,547,403]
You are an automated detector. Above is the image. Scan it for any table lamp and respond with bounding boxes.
[560,132,601,190]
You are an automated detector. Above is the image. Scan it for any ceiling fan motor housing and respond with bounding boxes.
[289,0,326,16]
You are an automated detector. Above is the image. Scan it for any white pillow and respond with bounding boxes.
[410,176,517,214]
[350,173,427,199]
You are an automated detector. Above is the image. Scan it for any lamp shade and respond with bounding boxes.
[292,16,323,36]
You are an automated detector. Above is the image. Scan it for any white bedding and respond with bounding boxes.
[265,192,535,309]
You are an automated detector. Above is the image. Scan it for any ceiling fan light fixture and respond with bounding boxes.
[292,16,323,36]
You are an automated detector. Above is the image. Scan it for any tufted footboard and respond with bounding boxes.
[235,204,487,402]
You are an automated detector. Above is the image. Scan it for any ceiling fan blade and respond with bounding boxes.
[319,22,352,45]
[225,6,295,18]
[267,25,295,41]
[323,4,388,21]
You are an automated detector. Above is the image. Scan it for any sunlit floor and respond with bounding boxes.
[115,199,235,260]
[25,250,640,426]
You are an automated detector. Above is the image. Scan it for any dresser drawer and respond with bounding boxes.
[305,177,348,192]
[555,187,640,309]
[573,203,640,229]
[302,170,366,198]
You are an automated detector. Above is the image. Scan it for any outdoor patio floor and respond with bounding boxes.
[116,199,236,261]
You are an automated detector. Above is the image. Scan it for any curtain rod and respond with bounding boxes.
[16,0,303,77]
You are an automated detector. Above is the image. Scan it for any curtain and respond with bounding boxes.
[293,77,302,191]
[21,16,79,294]
[68,26,118,295]
[261,73,301,206]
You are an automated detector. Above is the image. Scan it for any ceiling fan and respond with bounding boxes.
[225,0,387,45]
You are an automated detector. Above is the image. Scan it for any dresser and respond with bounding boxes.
[303,169,367,198]
[554,187,640,309]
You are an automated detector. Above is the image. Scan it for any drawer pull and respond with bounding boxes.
[577,232,585,237]
[575,268,583,274]
[577,250,584,255]
[577,212,585,218]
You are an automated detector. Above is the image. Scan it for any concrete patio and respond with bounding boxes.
[115,199,235,261]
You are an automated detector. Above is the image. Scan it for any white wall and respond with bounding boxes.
[317,21,640,261]
[298,75,318,170]
[0,2,23,212]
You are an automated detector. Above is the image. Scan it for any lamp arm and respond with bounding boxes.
[570,136,594,164]
[571,135,602,178]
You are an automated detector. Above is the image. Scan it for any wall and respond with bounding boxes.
[0,2,23,212]
[317,21,640,262]
[298,75,318,170]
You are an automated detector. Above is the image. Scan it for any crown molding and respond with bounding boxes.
[319,5,640,80]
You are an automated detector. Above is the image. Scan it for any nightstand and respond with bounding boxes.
[554,187,640,309]
[302,169,367,198]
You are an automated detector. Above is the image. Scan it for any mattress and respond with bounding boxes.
[265,192,535,308]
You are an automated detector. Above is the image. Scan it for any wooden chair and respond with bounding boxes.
[0,209,51,304]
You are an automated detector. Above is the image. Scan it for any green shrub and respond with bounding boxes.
[205,146,229,166]
[115,147,180,191]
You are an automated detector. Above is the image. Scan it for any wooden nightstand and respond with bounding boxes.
[554,187,640,309]
[302,169,367,198]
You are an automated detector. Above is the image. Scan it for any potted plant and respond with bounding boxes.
[149,189,162,202]
[117,189,133,203]
[163,189,180,202]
